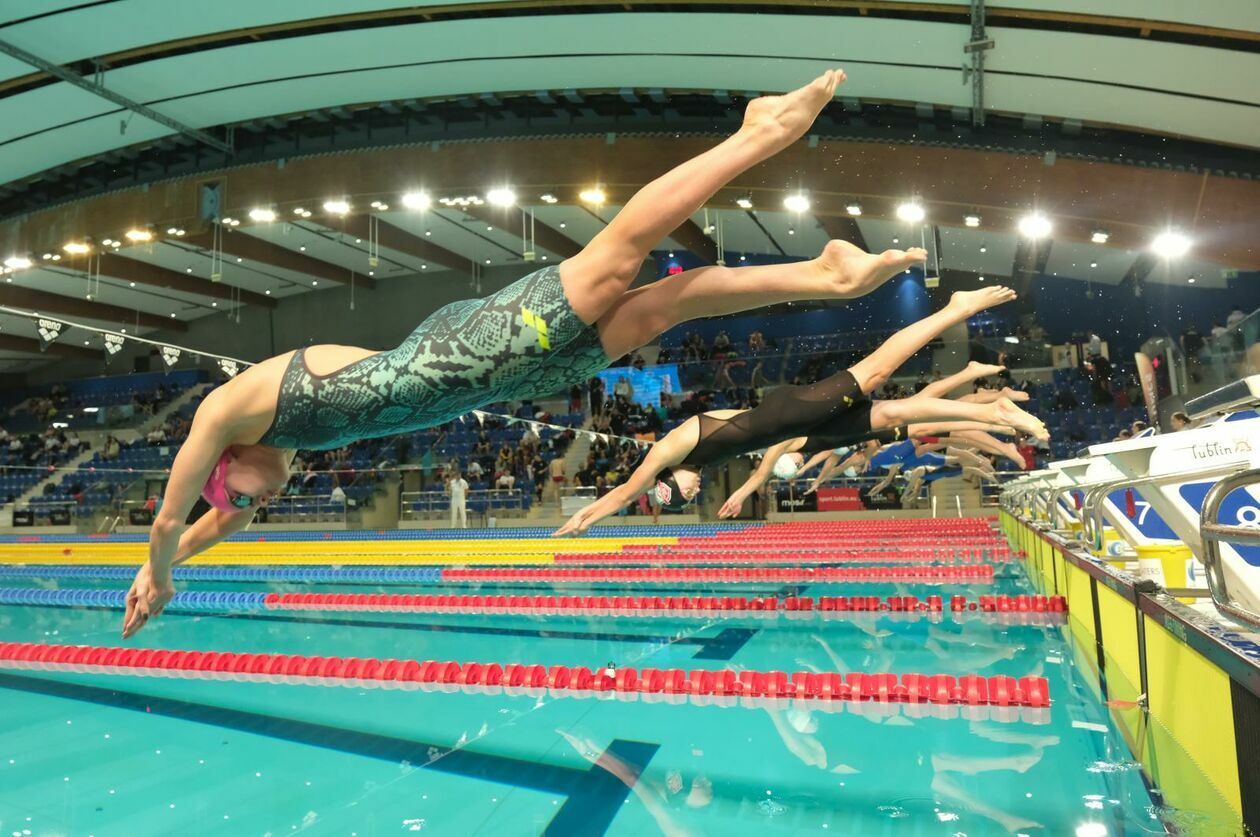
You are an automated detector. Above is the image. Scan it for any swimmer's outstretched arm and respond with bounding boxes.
[123,394,243,639]
[803,449,871,495]
[553,423,696,536]
[797,449,837,479]
[716,439,804,519]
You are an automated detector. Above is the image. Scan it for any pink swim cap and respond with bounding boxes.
[202,450,251,512]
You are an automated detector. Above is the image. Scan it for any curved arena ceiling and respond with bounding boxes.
[0,0,1256,368]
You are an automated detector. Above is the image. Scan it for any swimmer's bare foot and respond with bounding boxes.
[999,441,1027,469]
[966,361,1006,379]
[812,239,929,299]
[1000,386,1029,402]
[990,397,1049,441]
[947,446,990,468]
[742,69,845,151]
[946,285,1017,319]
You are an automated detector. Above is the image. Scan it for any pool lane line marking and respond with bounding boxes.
[0,670,657,835]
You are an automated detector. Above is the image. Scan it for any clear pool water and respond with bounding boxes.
[0,570,1194,835]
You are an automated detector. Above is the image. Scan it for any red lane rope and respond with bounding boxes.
[264,592,1065,616]
[0,642,1049,707]
[441,565,995,583]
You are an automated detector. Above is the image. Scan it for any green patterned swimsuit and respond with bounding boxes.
[257,265,610,450]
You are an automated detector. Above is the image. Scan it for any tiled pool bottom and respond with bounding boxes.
[0,574,1181,835]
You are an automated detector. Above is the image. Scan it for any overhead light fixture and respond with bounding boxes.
[370,200,388,210]
[735,196,754,210]
[964,214,981,228]
[1152,230,1192,259]
[486,188,516,207]
[265,289,272,295]
[845,202,862,217]
[540,193,558,204]
[1017,212,1052,239]
[1090,261,1098,268]
[787,228,796,236]
[401,192,432,210]
[293,207,307,216]
[63,241,91,255]
[101,239,115,247]
[221,217,240,227]
[42,253,52,260]
[579,187,606,205]
[783,193,810,213]
[895,201,926,223]
[979,244,987,253]
[125,228,153,242]
[439,195,484,208]
[4,256,32,270]
[323,199,351,215]
[1188,276,1196,284]
[248,208,277,223]
[1090,228,1109,244]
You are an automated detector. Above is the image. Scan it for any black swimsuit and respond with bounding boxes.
[682,370,900,466]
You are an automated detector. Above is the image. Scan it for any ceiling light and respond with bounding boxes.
[299,246,306,252]
[125,228,153,242]
[892,237,899,244]
[368,271,374,276]
[484,258,491,264]
[787,228,795,236]
[979,245,988,253]
[668,252,675,258]
[185,268,193,273]
[1091,228,1109,244]
[1188,276,1196,284]
[425,230,432,237]
[1018,213,1052,239]
[293,207,306,216]
[370,200,385,209]
[265,289,271,295]
[355,237,362,243]
[170,313,176,318]
[236,257,242,263]
[421,265,427,270]
[486,188,516,207]
[895,201,926,223]
[978,276,985,282]
[63,241,91,254]
[129,282,136,287]
[1089,261,1097,268]
[485,226,492,232]
[402,192,432,210]
[1151,230,1192,259]
[4,256,31,270]
[845,203,862,216]
[221,217,240,227]
[211,302,218,307]
[559,223,566,229]
[964,214,981,228]
[312,280,318,286]
[736,197,754,210]
[783,193,810,213]
[540,194,558,204]
[323,199,351,215]
[42,253,52,260]
[109,241,119,248]
[248,208,277,223]
[579,188,606,205]
[167,227,179,235]
[439,195,484,208]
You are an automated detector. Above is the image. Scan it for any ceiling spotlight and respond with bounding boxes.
[265,289,272,295]
[221,217,240,227]
[668,252,675,259]
[312,280,318,286]
[42,253,52,260]
[421,264,428,270]
[175,229,185,236]
[787,228,796,236]
[579,188,606,205]
[129,282,136,287]
[425,230,432,236]
[211,301,218,308]
[1089,261,1098,268]
[895,201,926,223]
[167,227,180,235]
[101,239,115,246]
[300,210,312,218]
[979,245,988,253]
[1017,213,1052,239]
[1188,276,1196,284]
[735,196,754,210]
[559,223,566,229]
[783,193,810,213]
[1152,230,1192,259]
[125,228,153,242]
[540,194,558,204]
[323,199,351,215]
[293,207,306,216]
[370,200,385,210]
[402,192,432,210]
[484,258,491,264]
[249,208,277,223]
[109,241,120,248]
[1090,228,1109,244]
[845,203,862,217]
[964,214,981,228]
[299,246,306,252]
[63,241,91,255]
[4,256,31,270]
[439,195,484,208]
[486,188,516,207]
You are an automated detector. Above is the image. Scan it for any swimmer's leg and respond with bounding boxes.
[870,396,1048,441]
[848,287,1017,395]
[868,463,902,496]
[596,240,927,357]
[560,70,845,324]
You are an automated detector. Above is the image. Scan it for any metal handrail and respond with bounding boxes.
[1199,467,1260,629]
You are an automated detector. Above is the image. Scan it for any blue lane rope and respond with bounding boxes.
[0,566,443,584]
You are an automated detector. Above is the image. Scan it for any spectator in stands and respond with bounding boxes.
[330,484,347,505]
[549,455,566,499]
[588,376,605,416]
[1130,420,1149,436]
[1210,319,1230,346]
[1087,332,1103,359]
[748,330,766,355]
[446,471,468,529]
[1181,322,1205,382]
[656,346,672,364]
[146,425,167,446]
[64,431,83,454]
[632,352,647,371]
[569,384,584,414]
[1170,411,1191,431]
[102,435,121,461]
[713,331,732,355]
[614,375,633,402]
[1227,305,1247,330]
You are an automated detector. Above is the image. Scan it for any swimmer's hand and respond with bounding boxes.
[802,481,821,496]
[718,490,750,519]
[553,509,594,537]
[122,560,175,639]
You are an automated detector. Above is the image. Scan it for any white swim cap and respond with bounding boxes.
[843,466,858,478]
[773,454,800,480]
